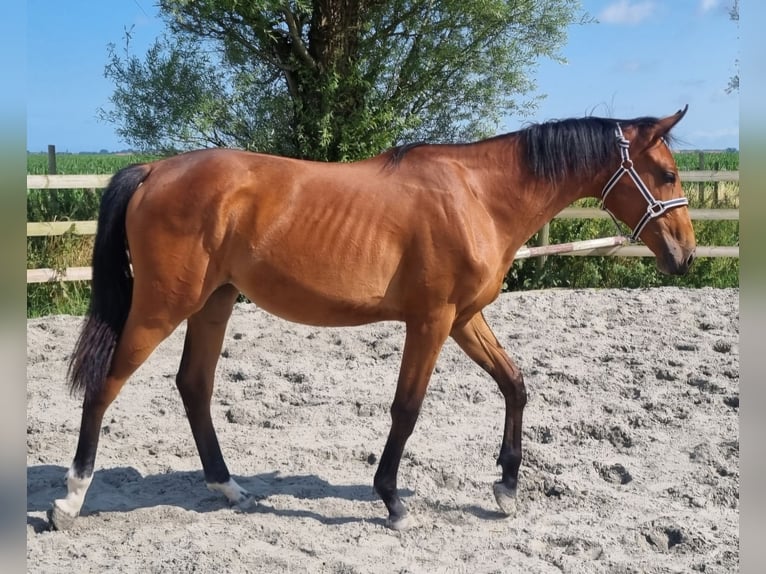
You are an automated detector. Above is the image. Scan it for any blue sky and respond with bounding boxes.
[26,0,739,152]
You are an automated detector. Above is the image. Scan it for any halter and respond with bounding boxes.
[600,124,688,242]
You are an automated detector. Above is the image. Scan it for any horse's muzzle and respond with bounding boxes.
[658,246,696,276]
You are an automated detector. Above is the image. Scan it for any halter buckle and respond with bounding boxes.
[647,202,667,217]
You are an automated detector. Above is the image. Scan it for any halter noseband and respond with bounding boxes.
[600,124,688,242]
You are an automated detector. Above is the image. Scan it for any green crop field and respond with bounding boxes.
[673,149,739,171]
[675,150,739,208]
[27,152,160,175]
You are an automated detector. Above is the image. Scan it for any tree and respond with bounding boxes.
[100,0,586,160]
[726,0,738,94]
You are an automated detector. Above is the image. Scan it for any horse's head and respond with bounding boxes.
[600,106,696,275]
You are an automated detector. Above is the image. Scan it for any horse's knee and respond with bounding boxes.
[174,370,200,393]
[501,367,526,408]
[512,374,527,408]
[389,400,421,436]
[390,399,419,419]
[175,368,213,405]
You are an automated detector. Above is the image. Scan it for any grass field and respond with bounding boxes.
[27,152,160,175]
[27,153,159,316]
[673,149,739,171]
[674,150,739,208]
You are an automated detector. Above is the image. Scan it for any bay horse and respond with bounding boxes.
[50,107,696,531]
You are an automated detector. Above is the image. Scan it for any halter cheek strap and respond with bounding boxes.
[600,124,689,242]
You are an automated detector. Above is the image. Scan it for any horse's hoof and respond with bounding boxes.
[48,500,79,531]
[493,482,517,516]
[386,511,413,531]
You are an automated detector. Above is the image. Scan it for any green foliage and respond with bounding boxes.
[26,152,159,175]
[27,235,93,317]
[507,218,739,291]
[505,151,740,292]
[673,149,739,171]
[26,153,158,317]
[102,0,586,160]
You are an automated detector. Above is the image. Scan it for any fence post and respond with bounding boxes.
[47,145,57,175]
[697,151,705,205]
[536,222,550,273]
[713,160,719,205]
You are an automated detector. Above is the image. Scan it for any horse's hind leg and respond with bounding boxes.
[50,309,184,530]
[450,312,527,516]
[173,284,252,507]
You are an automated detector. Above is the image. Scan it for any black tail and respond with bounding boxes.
[68,164,150,400]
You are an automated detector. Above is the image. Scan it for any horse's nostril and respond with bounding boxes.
[686,250,696,267]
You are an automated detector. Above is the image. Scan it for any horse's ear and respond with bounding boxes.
[653,104,689,138]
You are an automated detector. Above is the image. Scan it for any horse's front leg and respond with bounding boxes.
[451,312,527,515]
[373,315,453,530]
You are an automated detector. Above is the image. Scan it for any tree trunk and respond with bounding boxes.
[289,0,366,160]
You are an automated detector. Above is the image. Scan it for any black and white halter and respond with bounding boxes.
[600,124,688,242]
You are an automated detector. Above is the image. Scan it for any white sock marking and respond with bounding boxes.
[207,478,250,503]
[54,467,93,518]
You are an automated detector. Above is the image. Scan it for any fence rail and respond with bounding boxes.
[27,172,739,284]
[27,174,112,189]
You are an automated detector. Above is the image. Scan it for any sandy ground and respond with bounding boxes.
[26,287,739,573]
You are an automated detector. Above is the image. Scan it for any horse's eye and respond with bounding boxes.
[663,171,677,184]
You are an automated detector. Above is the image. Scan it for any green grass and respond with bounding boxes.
[27,152,160,175]
[506,150,740,292]
[27,152,160,317]
[673,149,739,171]
[674,150,739,208]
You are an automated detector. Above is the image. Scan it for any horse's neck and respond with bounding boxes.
[472,158,598,263]
[480,171,592,233]
[464,136,596,222]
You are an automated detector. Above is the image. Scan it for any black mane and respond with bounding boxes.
[521,115,670,182]
[385,141,428,168]
[385,115,674,178]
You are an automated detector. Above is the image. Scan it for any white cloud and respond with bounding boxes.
[613,60,644,73]
[599,0,656,25]
[698,0,735,16]
[699,0,719,14]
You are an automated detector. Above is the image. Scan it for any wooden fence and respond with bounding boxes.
[27,172,739,284]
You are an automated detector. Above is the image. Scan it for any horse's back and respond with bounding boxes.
[125,149,415,324]
[123,147,501,326]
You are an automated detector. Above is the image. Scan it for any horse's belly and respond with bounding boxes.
[232,263,401,327]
